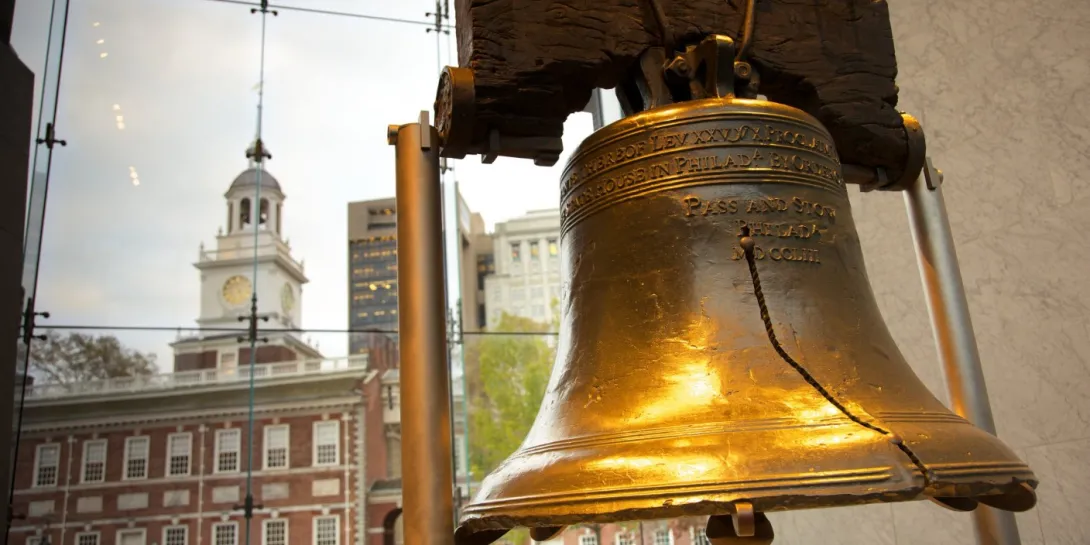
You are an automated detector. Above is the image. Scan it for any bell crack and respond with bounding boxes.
[736,226,936,489]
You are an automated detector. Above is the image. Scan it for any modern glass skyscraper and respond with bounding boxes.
[347,198,399,355]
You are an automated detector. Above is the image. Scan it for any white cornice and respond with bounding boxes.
[24,370,375,410]
[22,394,369,433]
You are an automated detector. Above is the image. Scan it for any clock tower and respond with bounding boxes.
[171,140,322,372]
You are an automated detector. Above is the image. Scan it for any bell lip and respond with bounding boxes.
[561,96,831,183]
[455,479,1039,538]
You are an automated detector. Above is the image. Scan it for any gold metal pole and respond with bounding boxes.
[390,111,455,545]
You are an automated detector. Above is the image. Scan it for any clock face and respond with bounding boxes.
[280,283,295,313]
[221,275,252,306]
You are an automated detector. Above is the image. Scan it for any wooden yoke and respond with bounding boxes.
[434,0,923,188]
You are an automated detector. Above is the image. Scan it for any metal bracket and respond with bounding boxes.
[36,123,66,149]
[237,297,270,344]
[232,494,265,518]
[923,156,944,190]
[433,66,564,166]
[20,297,49,345]
[250,0,278,16]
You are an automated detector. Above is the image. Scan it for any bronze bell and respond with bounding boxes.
[455,95,1037,543]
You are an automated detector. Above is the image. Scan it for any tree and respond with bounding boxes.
[18,331,158,384]
[466,312,555,476]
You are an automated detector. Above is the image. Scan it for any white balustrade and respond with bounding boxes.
[25,355,369,400]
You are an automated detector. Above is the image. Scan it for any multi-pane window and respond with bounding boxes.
[26,536,41,545]
[653,530,671,545]
[510,287,525,301]
[510,242,521,261]
[167,433,192,476]
[213,523,238,545]
[216,429,241,473]
[530,241,540,258]
[76,533,100,545]
[117,529,146,545]
[124,437,150,479]
[164,526,188,545]
[548,238,559,256]
[579,535,598,545]
[314,421,339,466]
[264,425,289,469]
[263,519,287,545]
[34,444,60,487]
[691,528,710,545]
[314,516,339,545]
[81,439,107,483]
[615,534,635,545]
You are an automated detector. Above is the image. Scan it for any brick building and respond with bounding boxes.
[9,354,377,545]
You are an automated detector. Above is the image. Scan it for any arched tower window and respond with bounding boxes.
[259,198,269,228]
[276,203,282,234]
[227,201,234,233]
[240,198,251,227]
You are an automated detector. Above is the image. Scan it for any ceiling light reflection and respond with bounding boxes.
[99,52,108,59]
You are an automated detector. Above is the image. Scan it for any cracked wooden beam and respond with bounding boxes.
[440,0,914,182]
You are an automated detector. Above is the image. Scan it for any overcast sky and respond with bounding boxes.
[12,0,611,368]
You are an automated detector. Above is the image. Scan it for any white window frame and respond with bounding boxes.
[81,439,108,483]
[166,432,193,477]
[116,528,147,545]
[163,525,188,545]
[214,429,241,474]
[212,522,239,545]
[75,532,101,545]
[579,535,599,545]
[615,533,635,545]
[652,529,673,545]
[26,536,42,545]
[262,518,288,545]
[689,527,709,545]
[313,515,340,545]
[312,421,340,467]
[123,436,150,480]
[263,424,290,470]
[33,443,60,488]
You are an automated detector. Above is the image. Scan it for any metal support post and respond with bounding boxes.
[390,111,455,545]
[904,158,1022,545]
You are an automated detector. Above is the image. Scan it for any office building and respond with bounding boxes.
[482,209,562,327]
[346,199,399,356]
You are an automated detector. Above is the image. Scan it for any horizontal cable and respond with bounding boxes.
[35,324,558,336]
[203,0,454,29]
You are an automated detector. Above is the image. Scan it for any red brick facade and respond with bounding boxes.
[174,346,300,372]
[10,365,371,545]
[174,351,218,372]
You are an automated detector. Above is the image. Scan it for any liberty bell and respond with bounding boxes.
[453,36,1037,544]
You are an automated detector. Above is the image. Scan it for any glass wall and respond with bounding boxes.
[7,1,618,545]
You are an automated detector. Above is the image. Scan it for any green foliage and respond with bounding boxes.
[20,331,158,384]
[466,312,556,478]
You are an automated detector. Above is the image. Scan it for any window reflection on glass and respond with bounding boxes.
[510,242,521,261]
[548,238,559,256]
[530,241,540,258]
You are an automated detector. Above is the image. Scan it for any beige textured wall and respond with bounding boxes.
[768,1,1090,543]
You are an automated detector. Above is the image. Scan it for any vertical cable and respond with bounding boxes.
[243,2,273,544]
